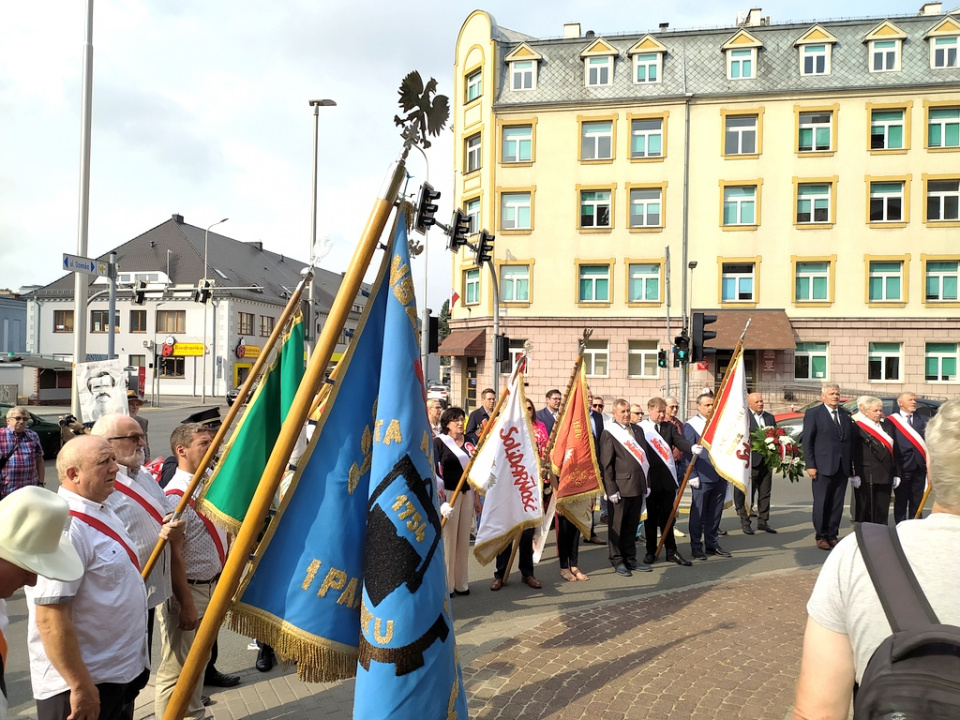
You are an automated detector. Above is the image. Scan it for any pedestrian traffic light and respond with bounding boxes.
[427,313,439,353]
[692,312,718,362]
[194,279,212,304]
[475,231,495,264]
[494,333,510,363]
[415,182,441,234]
[133,280,147,305]
[674,331,690,364]
[448,208,470,252]
[657,349,667,368]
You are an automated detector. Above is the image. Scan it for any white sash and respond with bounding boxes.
[639,420,677,485]
[855,419,894,455]
[685,414,707,439]
[114,468,166,525]
[887,413,927,459]
[438,433,470,471]
[605,423,650,477]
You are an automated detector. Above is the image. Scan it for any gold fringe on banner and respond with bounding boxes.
[472,516,540,566]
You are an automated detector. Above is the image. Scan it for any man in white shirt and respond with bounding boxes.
[427,399,443,437]
[26,436,150,720]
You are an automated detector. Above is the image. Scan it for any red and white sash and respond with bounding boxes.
[639,420,677,485]
[114,470,166,525]
[69,509,141,571]
[166,488,227,568]
[855,419,893,455]
[887,414,927,460]
[437,433,471,472]
[605,423,650,477]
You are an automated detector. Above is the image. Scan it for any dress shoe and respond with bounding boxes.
[521,575,542,589]
[667,551,693,566]
[204,669,241,688]
[816,539,831,551]
[741,523,755,535]
[828,537,839,548]
[454,588,470,596]
[202,695,212,707]
[717,528,727,536]
[256,645,275,673]
[587,535,605,545]
[625,560,652,572]
[758,524,777,534]
[490,577,504,591]
[613,564,633,577]
[642,553,656,565]
[692,549,708,560]
[706,546,732,558]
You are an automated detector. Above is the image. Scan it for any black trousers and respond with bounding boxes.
[495,527,534,578]
[735,466,773,525]
[607,496,643,567]
[853,482,892,525]
[556,515,580,569]
[643,487,678,555]
[893,469,925,522]
[36,668,149,720]
[812,471,847,541]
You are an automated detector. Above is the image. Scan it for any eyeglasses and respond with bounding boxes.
[108,433,145,442]
[667,405,679,409]
[592,403,604,409]
[7,415,28,421]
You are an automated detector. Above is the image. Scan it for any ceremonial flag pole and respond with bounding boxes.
[161,140,412,720]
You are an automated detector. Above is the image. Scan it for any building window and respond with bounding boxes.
[583,339,609,377]
[932,37,959,68]
[868,342,901,381]
[627,263,660,302]
[627,340,658,378]
[580,190,612,228]
[160,357,185,379]
[926,343,958,382]
[801,44,828,75]
[630,118,663,158]
[869,181,904,222]
[54,310,74,333]
[156,310,185,334]
[871,40,900,72]
[925,260,959,301]
[871,109,905,150]
[90,310,119,334]
[578,265,610,303]
[580,121,613,160]
[633,53,660,83]
[128,354,145,368]
[723,186,757,226]
[629,188,661,228]
[502,125,532,163]
[728,48,755,79]
[260,316,275,337]
[129,309,146,333]
[464,198,480,235]
[511,60,536,90]
[465,133,481,173]
[721,263,755,302]
[795,261,830,302]
[586,56,612,86]
[868,261,903,302]
[797,183,831,224]
[465,70,482,102]
[928,107,960,148]
[795,342,828,380]
[725,115,757,155]
[464,268,480,305]
[927,180,960,222]
[238,312,255,336]
[500,192,531,230]
[500,265,530,303]
[799,111,832,152]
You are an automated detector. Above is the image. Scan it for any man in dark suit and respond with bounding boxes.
[803,383,855,550]
[736,392,777,535]
[536,389,562,437]
[851,395,899,525]
[465,387,495,439]
[583,393,606,544]
[889,391,928,522]
[684,393,731,560]
[599,398,652,576]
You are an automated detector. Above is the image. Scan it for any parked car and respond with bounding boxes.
[0,404,63,459]
[426,384,450,407]
[774,395,942,445]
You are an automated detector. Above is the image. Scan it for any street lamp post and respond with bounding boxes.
[202,217,228,403]
[307,98,337,359]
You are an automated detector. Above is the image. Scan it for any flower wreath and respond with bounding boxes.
[750,426,805,483]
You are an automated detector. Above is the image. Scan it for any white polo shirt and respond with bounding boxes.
[25,488,149,700]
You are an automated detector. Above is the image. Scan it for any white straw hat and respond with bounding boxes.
[0,486,83,581]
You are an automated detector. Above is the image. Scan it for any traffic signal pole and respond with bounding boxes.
[489,260,501,397]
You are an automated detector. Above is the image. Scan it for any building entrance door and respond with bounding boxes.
[713,350,756,392]
[463,357,478,412]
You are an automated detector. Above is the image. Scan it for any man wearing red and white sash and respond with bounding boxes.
[156,424,229,720]
[599,399,653,576]
[26,436,150,720]
[888,392,929,522]
[851,396,900,525]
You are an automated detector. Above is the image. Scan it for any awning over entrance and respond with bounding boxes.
[704,309,796,351]
[438,328,486,357]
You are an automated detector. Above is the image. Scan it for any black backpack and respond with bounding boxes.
[854,522,960,719]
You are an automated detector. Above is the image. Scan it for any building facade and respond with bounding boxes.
[445,4,960,413]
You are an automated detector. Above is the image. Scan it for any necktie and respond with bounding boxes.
[832,409,843,439]
[907,413,914,428]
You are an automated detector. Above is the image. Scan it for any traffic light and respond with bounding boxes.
[475,231,495,264]
[133,280,147,305]
[692,312,718,362]
[415,182,441,234]
[674,331,690,364]
[427,313,439,353]
[657,349,667,368]
[194,279,212,304]
[448,208,470,252]
[495,333,511,373]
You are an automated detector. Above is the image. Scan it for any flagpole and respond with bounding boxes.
[915,486,931,518]
[500,530,522,585]
[543,330,591,462]
[141,274,311,581]
[162,150,410,720]
[654,320,750,559]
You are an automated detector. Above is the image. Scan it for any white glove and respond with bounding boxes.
[608,491,622,505]
[691,444,704,456]
[893,476,901,489]
[644,487,651,498]
[440,502,454,519]
[850,475,861,489]
[689,477,700,490]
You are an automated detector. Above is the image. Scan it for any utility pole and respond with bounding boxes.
[106,252,117,359]
[664,245,671,397]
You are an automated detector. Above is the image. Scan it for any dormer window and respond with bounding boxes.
[722,30,762,80]
[627,36,667,85]
[926,16,960,68]
[586,56,612,86]
[865,22,906,73]
[795,25,837,77]
[504,44,543,91]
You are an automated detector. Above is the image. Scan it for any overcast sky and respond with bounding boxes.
[0,0,918,310]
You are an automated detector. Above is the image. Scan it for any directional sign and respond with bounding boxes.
[63,253,106,276]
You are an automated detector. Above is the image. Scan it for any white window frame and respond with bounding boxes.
[723,186,757,226]
[500,192,531,230]
[795,261,830,302]
[500,265,530,303]
[580,121,613,160]
[927,180,960,222]
[928,107,960,148]
[627,340,658,378]
[727,48,756,79]
[796,184,831,224]
[630,118,663,158]
[795,342,828,380]
[629,188,662,228]
[585,56,613,86]
[464,268,480,305]
[932,36,959,69]
[583,339,609,377]
[870,182,904,223]
[801,44,829,75]
[465,133,481,174]
[465,70,482,102]
[925,260,959,301]
[578,264,611,303]
[871,109,905,150]
[725,115,758,155]
[925,342,958,382]
[868,261,903,302]
[510,60,536,90]
[868,342,901,381]
[870,39,900,72]
[627,263,661,302]
[464,198,480,235]
[721,263,755,302]
[580,190,611,229]
[502,125,532,163]
[633,53,661,84]
[799,111,833,152]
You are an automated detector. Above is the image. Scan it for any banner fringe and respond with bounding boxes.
[473,517,540,566]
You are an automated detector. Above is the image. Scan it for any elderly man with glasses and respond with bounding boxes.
[1,406,45,499]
